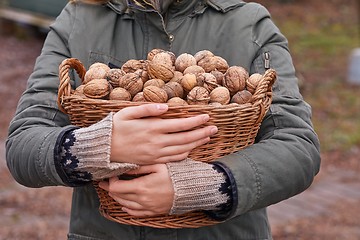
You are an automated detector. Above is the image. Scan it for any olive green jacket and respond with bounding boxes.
[6,0,321,239]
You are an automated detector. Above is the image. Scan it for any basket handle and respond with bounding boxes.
[57,58,87,113]
[252,69,277,124]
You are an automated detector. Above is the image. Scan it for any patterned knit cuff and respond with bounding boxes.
[61,112,138,181]
[166,158,230,215]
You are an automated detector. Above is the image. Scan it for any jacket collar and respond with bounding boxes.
[107,0,245,15]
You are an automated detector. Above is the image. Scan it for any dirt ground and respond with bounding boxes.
[1,1,360,239]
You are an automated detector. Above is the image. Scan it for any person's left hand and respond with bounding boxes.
[98,164,174,217]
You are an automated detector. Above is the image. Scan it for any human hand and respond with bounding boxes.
[98,164,174,217]
[110,103,217,165]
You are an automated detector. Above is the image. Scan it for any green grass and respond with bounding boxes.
[275,18,360,152]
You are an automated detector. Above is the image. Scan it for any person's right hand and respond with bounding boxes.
[110,103,218,165]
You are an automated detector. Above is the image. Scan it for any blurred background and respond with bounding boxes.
[0,0,359,239]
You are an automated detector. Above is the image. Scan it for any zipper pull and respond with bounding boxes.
[264,52,270,70]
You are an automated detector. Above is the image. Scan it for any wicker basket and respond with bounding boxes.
[57,58,277,228]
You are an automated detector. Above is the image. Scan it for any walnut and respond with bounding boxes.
[84,64,110,84]
[143,78,166,89]
[223,66,249,94]
[143,86,168,103]
[109,87,132,101]
[89,62,110,70]
[121,59,146,73]
[209,102,222,107]
[210,87,231,105]
[167,97,188,106]
[197,73,219,92]
[73,84,86,97]
[83,78,112,99]
[106,68,125,88]
[197,56,229,73]
[187,86,210,105]
[175,53,197,72]
[134,68,149,83]
[147,48,165,61]
[169,71,184,84]
[194,50,214,63]
[132,92,146,102]
[183,65,205,77]
[210,70,225,86]
[163,82,184,99]
[147,58,175,82]
[118,72,144,97]
[152,51,176,66]
[180,73,198,92]
[231,90,252,104]
[246,73,262,94]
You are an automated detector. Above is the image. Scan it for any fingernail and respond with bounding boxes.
[202,114,210,122]
[157,104,168,111]
[210,126,218,135]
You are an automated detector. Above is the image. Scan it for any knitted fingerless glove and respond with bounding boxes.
[60,113,138,181]
[166,158,231,215]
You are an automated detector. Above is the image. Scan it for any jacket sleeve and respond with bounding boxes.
[217,4,321,219]
[5,3,78,188]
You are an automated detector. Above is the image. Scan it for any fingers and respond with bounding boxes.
[121,208,155,217]
[157,114,211,133]
[162,125,217,146]
[116,103,168,120]
[100,177,137,194]
[155,137,210,162]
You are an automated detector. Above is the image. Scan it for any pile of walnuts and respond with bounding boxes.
[74,49,264,106]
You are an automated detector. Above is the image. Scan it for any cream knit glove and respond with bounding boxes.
[166,158,230,215]
[66,112,138,180]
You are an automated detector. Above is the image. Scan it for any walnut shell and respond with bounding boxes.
[109,87,132,101]
[246,73,262,94]
[167,97,188,106]
[121,59,146,73]
[197,73,219,92]
[175,53,197,72]
[187,86,210,105]
[180,73,198,92]
[132,92,146,102]
[89,62,110,70]
[169,71,184,84]
[210,70,225,86]
[106,68,125,88]
[223,66,249,94]
[163,82,184,99]
[152,51,176,66]
[73,84,86,97]
[194,50,214,63]
[143,86,168,103]
[147,60,175,82]
[210,87,231,105]
[134,68,149,83]
[231,90,252,104]
[197,56,229,73]
[83,78,111,99]
[183,65,205,77]
[118,73,144,97]
[147,48,166,61]
[143,78,166,89]
[84,65,110,84]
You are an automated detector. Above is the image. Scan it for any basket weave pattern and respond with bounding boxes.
[58,58,276,228]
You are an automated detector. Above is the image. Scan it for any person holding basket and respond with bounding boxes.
[6,0,321,239]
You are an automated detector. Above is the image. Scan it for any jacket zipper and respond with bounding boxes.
[264,52,270,70]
